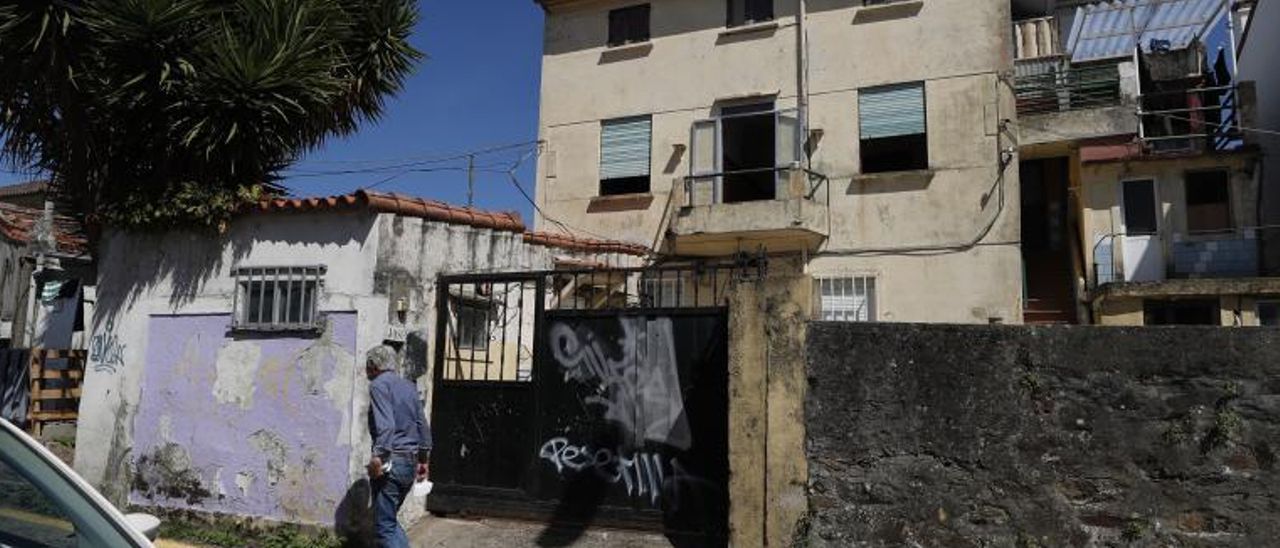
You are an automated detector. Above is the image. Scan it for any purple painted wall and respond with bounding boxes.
[129,312,358,524]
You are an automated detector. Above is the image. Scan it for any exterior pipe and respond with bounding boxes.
[797,0,810,166]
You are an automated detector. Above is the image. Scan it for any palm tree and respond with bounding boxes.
[0,0,420,229]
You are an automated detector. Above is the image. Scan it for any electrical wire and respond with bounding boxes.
[292,140,540,167]
[1141,110,1280,138]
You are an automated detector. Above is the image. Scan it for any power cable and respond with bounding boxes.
[283,141,540,177]
[1141,110,1280,138]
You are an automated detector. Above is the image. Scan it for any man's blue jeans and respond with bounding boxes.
[372,457,414,548]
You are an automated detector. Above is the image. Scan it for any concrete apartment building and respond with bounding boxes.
[533,0,1024,324]
[1012,0,1276,326]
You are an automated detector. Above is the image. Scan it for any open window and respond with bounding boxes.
[859,82,928,173]
[599,116,652,195]
[688,103,801,204]
[608,4,650,47]
[1185,170,1231,233]
[727,0,773,27]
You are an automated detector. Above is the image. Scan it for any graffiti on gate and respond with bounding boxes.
[538,436,713,509]
[89,318,127,374]
[547,317,691,450]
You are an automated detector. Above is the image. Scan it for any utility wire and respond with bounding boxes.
[284,141,540,176]
[1141,110,1280,138]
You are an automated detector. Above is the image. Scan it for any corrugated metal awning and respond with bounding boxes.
[1066,0,1226,62]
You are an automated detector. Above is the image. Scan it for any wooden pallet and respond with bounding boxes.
[27,349,87,437]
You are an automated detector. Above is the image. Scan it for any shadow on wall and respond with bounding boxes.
[334,478,374,547]
[93,212,376,323]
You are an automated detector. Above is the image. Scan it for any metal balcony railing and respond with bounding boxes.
[1015,63,1124,115]
[1139,85,1242,152]
[1090,228,1260,288]
[683,166,829,208]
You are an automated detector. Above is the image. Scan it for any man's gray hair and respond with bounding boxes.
[366,345,399,373]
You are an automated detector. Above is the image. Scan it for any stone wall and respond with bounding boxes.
[804,323,1280,546]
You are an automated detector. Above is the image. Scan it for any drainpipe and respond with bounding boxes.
[797,0,810,166]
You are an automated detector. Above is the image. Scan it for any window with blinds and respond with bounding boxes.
[814,276,876,322]
[858,82,928,173]
[600,115,652,195]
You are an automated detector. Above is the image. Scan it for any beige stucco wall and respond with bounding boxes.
[1095,295,1271,327]
[1078,153,1260,284]
[726,257,810,547]
[536,0,1022,324]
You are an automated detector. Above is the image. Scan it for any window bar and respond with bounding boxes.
[231,269,240,328]
[284,268,294,326]
[658,270,665,308]
[469,283,477,380]
[484,281,495,381]
[499,282,511,381]
[855,277,864,321]
[256,268,266,326]
[271,268,281,326]
[448,287,466,379]
[514,280,526,381]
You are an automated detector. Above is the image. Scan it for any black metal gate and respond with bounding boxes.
[428,267,732,543]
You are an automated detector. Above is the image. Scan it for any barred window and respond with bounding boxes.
[814,276,876,322]
[232,266,324,331]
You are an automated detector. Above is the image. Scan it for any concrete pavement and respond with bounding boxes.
[406,516,671,547]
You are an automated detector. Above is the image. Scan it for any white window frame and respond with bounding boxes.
[231,266,325,332]
[814,275,877,322]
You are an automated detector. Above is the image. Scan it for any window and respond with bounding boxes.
[814,277,876,322]
[600,116,652,196]
[727,0,773,27]
[455,302,490,350]
[1122,179,1159,235]
[608,4,650,47]
[640,274,686,307]
[720,102,778,202]
[859,82,928,173]
[1143,299,1218,325]
[232,266,324,331]
[1185,170,1231,233]
[1258,301,1280,327]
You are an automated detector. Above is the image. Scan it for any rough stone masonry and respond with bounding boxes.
[804,323,1280,547]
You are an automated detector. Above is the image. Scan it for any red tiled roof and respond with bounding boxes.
[0,203,89,256]
[254,190,650,256]
[255,190,526,233]
[524,231,650,256]
[0,180,48,198]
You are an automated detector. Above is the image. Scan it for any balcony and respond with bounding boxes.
[669,167,829,257]
[1015,60,1139,145]
[1091,228,1259,287]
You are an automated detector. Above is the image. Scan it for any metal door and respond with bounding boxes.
[427,271,730,544]
[1121,179,1165,282]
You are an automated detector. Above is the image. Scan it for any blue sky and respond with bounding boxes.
[0,1,547,221]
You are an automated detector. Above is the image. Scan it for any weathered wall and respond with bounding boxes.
[726,257,810,547]
[128,312,357,524]
[805,322,1280,546]
[1079,152,1260,284]
[76,211,387,518]
[535,0,1023,324]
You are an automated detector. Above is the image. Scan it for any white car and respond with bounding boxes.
[0,418,159,547]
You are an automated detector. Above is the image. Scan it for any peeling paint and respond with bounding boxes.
[235,472,254,498]
[213,341,262,409]
[249,429,288,487]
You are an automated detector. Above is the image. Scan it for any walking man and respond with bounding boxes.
[365,345,431,548]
